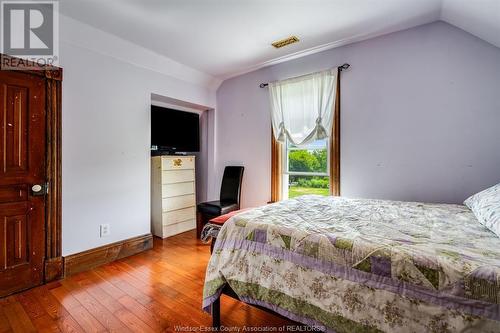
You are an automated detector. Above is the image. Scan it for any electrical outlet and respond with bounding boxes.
[100,224,110,237]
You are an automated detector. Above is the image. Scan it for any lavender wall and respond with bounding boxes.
[60,16,216,255]
[214,21,500,206]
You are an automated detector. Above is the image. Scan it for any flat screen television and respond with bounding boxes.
[151,106,200,154]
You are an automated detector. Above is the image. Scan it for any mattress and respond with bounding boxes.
[202,195,500,332]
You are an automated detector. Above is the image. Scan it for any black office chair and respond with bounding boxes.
[196,166,244,238]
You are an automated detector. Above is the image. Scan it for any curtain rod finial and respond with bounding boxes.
[340,63,350,71]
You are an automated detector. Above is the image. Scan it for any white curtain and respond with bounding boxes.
[269,68,337,145]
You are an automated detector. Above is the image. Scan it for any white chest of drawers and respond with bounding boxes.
[151,155,196,238]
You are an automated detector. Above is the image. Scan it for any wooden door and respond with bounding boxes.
[0,70,46,297]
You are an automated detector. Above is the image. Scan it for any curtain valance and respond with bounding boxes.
[269,68,338,145]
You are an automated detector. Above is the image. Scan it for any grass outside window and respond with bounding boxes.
[284,139,330,199]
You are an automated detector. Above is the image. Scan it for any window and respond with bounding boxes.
[269,68,341,202]
[282,138,330,199]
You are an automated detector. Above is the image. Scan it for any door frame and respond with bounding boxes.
[1,54,63,282]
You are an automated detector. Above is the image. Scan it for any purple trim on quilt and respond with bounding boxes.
[212,238,500,321]
[238,296,333,333]
[370,256,391,277]
[254,229,267,243]
[202,287,224,313]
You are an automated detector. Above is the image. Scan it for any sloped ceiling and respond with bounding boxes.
[441,0,500,49]
[59,0,500,81]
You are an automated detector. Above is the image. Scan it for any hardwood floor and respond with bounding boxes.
[0,230,291,332]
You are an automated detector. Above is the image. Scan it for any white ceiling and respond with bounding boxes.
[59,0,500,81]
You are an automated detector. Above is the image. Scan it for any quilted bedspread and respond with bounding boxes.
[202,195,500,332]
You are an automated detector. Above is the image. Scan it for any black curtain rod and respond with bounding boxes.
[259,63,350,88]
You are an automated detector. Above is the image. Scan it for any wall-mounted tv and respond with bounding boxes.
[151,105,200,154]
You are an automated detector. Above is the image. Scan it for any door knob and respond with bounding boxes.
[32,184,42,193]
[31,183,48,196]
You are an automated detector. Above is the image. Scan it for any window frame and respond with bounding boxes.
[281,138,331,199]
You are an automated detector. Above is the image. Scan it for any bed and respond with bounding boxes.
[202,195,500,332]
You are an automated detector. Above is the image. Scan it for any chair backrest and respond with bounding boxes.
[220,166,244,206]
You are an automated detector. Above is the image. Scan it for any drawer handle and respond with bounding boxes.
[173,159,183,167]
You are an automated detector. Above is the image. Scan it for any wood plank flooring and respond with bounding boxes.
[0,230,291,332]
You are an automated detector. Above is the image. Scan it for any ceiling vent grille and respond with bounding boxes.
[272,36,299,48]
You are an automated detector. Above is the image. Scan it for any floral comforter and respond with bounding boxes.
[202,195,500,332]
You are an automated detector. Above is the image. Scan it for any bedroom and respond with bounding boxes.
[0,0,499,332]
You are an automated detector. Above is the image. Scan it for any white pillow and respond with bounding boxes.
[464,183,500,238]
